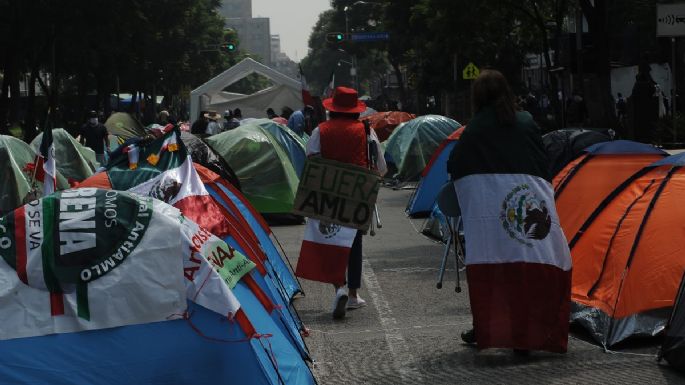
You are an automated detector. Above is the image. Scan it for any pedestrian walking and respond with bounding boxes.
[79,110,109,165]
[447,69,572,354]
[299,86,387,319]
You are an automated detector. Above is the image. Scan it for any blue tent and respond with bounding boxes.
[200,173,308,359]
[0,191,314,385]
[253,119,308,177]
[406,127,462,217]
[0,301,313,385]
[406,140,458,217]
[385,115,460,182]
[205,178,302,301]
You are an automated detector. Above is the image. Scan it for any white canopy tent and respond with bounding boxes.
[190,58,303,122]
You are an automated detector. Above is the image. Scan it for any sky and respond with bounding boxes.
[252,0,332,62]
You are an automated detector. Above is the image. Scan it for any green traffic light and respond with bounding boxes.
[336,34,344,41]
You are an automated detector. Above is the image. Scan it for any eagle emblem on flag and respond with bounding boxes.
[500,184,551,246]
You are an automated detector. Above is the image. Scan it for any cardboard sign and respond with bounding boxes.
[292,157,381,231]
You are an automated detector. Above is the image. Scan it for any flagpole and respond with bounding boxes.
[29,107,52,191]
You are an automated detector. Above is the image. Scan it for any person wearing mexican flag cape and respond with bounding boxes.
[447,70,572,354]
[295,86,387,319]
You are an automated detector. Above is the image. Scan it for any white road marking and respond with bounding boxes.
[362,259,424,382]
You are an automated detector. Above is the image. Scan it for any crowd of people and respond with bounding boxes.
[188,105,318,138]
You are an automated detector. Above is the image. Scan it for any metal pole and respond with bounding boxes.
[673,37,678,143]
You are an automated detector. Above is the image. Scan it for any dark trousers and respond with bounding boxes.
[347,231,363,289]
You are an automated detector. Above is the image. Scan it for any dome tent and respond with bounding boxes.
[406,127,464,217]
[30,128,98,182]
[0,135,69,215]
[362,111,416,142]
[542,128,611,176]
[385,115,460,182]
[251,118,307,177]
[554,140,667,242]
[568,152,685,347]
[0,190,314,384]
[77,131,313,374]
[206,122,301,214]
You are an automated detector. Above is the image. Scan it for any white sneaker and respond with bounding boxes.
[347,296,367,309]
[332,288,348,319]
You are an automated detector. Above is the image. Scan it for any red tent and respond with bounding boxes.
[362,111,415,141]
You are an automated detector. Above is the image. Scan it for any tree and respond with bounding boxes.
[579,0,615,128]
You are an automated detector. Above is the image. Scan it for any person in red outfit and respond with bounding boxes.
[306,87,387,319]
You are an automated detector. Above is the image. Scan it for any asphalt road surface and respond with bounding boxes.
[273,187,684,385]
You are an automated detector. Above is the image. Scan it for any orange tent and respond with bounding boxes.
[566,152,685,347]
[554,140,667,242]
[362,111,415,141]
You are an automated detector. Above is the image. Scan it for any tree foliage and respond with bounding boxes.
[303,0,660,126]
[0,0,237,138]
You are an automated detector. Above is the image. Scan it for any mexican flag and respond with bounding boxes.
[448,111,572,353]
[296,219,357,285]
[35,122,57,195]
[104,128,230,239]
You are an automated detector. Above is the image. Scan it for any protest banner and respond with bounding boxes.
[292,157,381,231]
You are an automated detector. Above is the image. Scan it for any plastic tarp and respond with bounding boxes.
[385,115,460,182]
[660,271,685,371]
[180,131,242,190]
[206,123,300,214]
[104,112,145,140]
[421,202,449,242]
[252,119,307,176]
[542,129,611,176]
[30,128,98,182]
[0,135,68,215]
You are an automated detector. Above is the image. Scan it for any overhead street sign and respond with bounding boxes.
[349,32,390,42]
[658,3,685,37]
[462,62,480,80]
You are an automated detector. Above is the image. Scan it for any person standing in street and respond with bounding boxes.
[447,70,572,354]
[300,86,387,319]
[79,110,109,165]
[288,105,315,137]
[204,111,222,136]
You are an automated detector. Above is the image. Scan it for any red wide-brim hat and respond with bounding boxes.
[322,86,366,113]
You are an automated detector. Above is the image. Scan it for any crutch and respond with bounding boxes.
[374,203,382,229]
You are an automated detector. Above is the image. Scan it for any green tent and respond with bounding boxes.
[385,115,460,182]
[31,128,98,182]
[0,135,68,215]
[205,122,300,214]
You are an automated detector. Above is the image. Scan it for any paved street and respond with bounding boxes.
[273,187,685,385]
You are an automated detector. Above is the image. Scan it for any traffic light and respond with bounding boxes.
[326,32,346,43]
[222,42,236,52]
